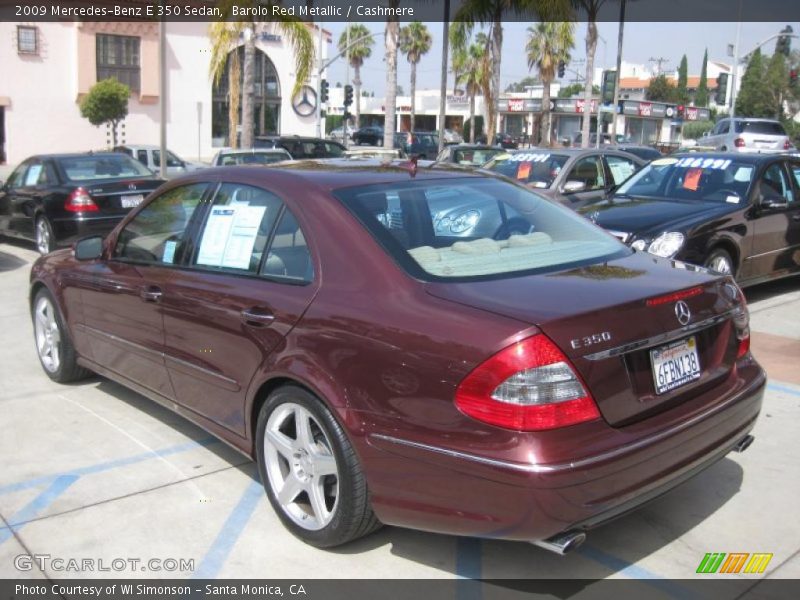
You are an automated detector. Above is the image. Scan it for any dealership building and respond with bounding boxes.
[0,20,329,165]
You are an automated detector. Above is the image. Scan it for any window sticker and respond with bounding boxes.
[162,240,177,264]
[652,158,678,166]
[516,162,532,180]
[683,168,702,191]
[509,152,550,163]
[726,195,741,204]
[25,165,42,185]
[197,205,267,270]
[676,157,731,170]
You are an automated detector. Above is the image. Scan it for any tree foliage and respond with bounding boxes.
[79,78,129,146]
[339,24,374,129]
[736,49,774,118]
[682,120,714,139]
[646,74,678,102]
[676,54,689,105]
[505,76,540,93]
[558,82,599,97]
[696,48,709,107]
[400,21,433,131]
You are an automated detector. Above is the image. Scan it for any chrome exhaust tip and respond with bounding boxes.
[733,434,755,453]
[531,530,587,555]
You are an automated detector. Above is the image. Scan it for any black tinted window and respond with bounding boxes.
[737,121,786,135]
[114,183,207,264]
[59,155,152,181]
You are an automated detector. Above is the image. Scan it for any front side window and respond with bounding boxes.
[114,183,207,264]
[605,155,639,186]
[6,162,31,189]
[335,178,627,281]
[566,156,606,191]
[97,34,140,92]
[761,163,795,204]
[194,184,283,274]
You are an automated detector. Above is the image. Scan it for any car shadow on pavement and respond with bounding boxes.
[85,375,745,581]
[0,248,29,272]
[745,277,800,304]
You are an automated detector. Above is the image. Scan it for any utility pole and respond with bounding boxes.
[437,0,450,154]
[315,24,323,138]
[611,0,626,141]
[648,56,669,76]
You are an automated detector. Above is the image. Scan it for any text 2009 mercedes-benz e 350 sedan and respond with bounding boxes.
[29,160,764,551]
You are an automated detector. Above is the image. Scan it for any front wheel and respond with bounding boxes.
[35,216,55,255]
[256,386,381,547]
[32,288,92,383]
[705,248,734,276]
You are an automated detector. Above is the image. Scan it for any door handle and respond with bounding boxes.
[139,286,163,302]
[241,308,275,327]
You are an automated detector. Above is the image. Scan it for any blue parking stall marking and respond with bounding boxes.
[0,436,220,496]
[767,382,800,397]
[455,537,483,600]
[578,545,697,599]
[0,474,79,545]
[192,478,264,579]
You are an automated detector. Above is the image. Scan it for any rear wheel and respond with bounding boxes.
[35,216,55,255]
[705,248,734,276]
[256,385,381,547]
[32,288,92,383]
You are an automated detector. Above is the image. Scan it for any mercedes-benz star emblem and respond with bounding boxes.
[292,85,318,117]
[675,300,691,326]
[128,183,137,190]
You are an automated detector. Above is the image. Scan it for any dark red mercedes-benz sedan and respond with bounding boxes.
[29,160,765,552]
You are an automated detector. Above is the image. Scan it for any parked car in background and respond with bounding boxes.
[343,148,406,160]
[577,152,800,286]
[114,144,204,178]
[253,136,345,159]
[328,125,355,144]
[566,133,632,147]
[434,144,506,166]
[443,129,464,144]
[492,132,518,149]
[394,131,440,159]
[483,147,646,208]
[0,153,163,253]
[613,144,663,162]
[702,118,794,153]
[30,159,763,552]
[210,148,292,166]
[352,126,385,146]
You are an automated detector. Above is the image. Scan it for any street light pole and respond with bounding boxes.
[729,1,743,118]
[158,5,166,178]
[611,0,626,141]
[437,0,450,154]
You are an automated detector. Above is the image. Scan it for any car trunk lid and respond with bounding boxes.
[79,178,164,215]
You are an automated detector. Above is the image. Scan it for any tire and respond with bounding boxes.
[35,216,56,255]
[32,288,92,383]
[705,248,734,276]
[255,385,381,547]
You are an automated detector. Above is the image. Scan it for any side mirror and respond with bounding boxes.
[760,194,788,211]
[563,180,587,193]
[74,236,104,261]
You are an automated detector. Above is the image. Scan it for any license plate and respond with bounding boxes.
[121,194,144,208]
[651,336,701,395]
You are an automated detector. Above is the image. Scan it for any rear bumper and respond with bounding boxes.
[362,363,765,542]
[51,215,124,247]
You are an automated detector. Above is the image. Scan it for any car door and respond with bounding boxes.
[159,181,319,435]
[0,161,31,235]
[76,182,209,400]
[7,159,54,240]
[560,154,609,207]
[741,159,800,279]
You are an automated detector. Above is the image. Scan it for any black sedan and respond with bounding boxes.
[0,153,164,254]
[578,152,800,287]
[352,126,384,146]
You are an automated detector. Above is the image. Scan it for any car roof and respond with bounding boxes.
[201,159,489,191]
[725,117,782,123]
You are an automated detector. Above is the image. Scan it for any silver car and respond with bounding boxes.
[702,118,795,153]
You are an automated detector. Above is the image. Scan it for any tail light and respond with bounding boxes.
[731,285,750,359]
[455,334,601,431]
[65,188,98,212]
[734,138,745,148]
[784,139,792,150]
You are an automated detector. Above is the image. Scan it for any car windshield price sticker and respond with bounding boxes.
[197,205,267,270]
[651,336,701,395]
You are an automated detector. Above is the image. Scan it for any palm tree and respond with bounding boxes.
[399,22,432,132]
[338,24,374,129]
[383,14,400,148]
[575,0,604,148]
[451,27,488,143]
[453,0,570,143]
[209,1,315,148]
[526,22,574,146]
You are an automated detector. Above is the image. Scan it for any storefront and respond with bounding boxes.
[497,97,540,140]
[618,100,678,145]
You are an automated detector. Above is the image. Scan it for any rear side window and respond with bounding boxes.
[335,178,627,281]
[114,183,207,264]
[261,210,313,283]
[194,184,283,273]
[737,121,786,135]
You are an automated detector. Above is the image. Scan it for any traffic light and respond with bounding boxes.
[677,104,685,119]
[715,73,729,104]
[558,60,566,79]
[791,69,799,87]
[776,26,793,56]
[320,79,329,104]
[344,84,354,107]
[601,70,616,104]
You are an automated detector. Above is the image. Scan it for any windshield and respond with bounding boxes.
[484,152,569,188]
[334,177,627,281]
[615,156,755,203]
[57,155,153,181]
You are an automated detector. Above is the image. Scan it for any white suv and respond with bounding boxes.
[702,118,794,153]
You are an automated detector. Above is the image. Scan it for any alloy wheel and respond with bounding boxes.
[36,219,51,254]
[34,296,61,373]
[263,402,339,530]
[708,255,732,274]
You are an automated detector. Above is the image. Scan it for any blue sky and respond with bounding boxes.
[323,21,798,94]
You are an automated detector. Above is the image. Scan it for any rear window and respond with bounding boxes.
[334,178,627,281]
[452,148,504,166]
[736,121,786,135]
[219,152,289,165]
[484,152,569,188]
[57,155,152,181]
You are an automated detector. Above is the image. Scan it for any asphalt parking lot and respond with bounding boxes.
[1,238,799,589]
